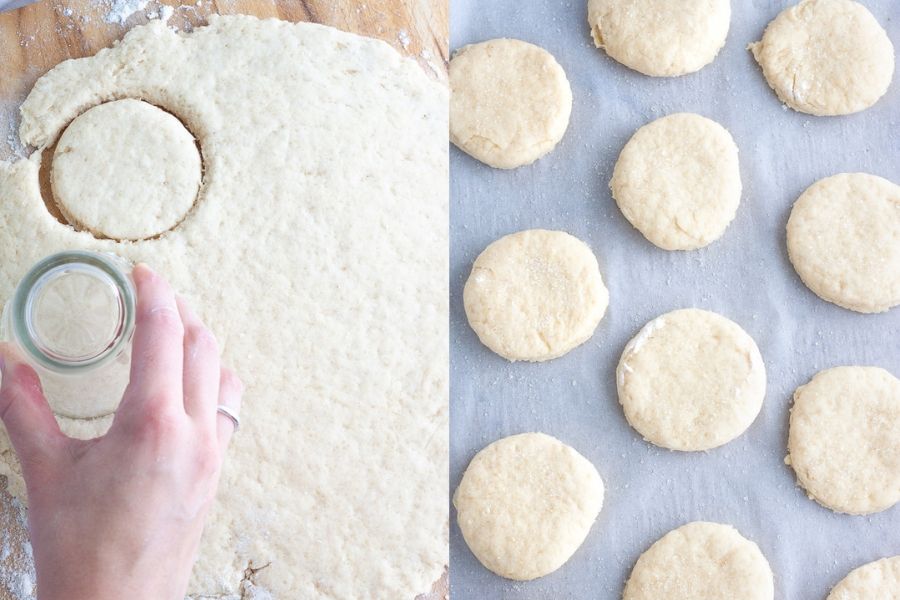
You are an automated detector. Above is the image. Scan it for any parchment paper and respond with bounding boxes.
[450,2,900,598]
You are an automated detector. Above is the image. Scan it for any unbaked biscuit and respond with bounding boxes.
[617,309,766,451]
[449,39,572,169]
[453,432,604,580]
[52,99,201,241]
[750,0,894,115]
[610,113,741,251]
[463,229,609,361]
[787,366,900,515]
[588,0,731,77]
[623,522,774,600]
[827,556,900,599]
[787,173,900,313]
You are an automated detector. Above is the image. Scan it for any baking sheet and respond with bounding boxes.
[449,1,900,598]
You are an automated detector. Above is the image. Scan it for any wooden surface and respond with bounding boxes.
[0,1,448,599]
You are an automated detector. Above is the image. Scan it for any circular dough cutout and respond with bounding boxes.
[588,0,731,77]
[463,229,609,362]
[617,308,766,451]
[453,432,604,580]
[450,39,572,169]
[611,113,742,250]
[624,522,774,600]
[787,173,900,313]
[52,99,202,240]
[750,0,894,116]
[787,366,900,515]
[828,556,900,600]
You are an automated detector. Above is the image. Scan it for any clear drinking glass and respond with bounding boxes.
[0,251,135,419]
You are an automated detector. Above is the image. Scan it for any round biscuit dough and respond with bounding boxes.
[787,173,900,313]
[750,0,894,116]
[623,522,774,600]
[828,556,900,600]
[52,98,201,240]
[787,366,900,515]
[453,432,604,580]
[610,113,742,250]
[449,39,572,169]
[617,308,766,451]
[463,229,609,362]
[587,0,731,77]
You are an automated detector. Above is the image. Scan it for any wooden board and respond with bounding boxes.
[0,2,448,599]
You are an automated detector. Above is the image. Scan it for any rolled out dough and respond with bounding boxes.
[610,113,742,251]
[0,16,448,599]
[452,432,604,580]
[587,0,731,77]
[449,38,572,169]
[786,173,900,314]
[827,556,900,599]
[463,229,609,362]
[51,99,201,241]
[617,308,766,451]
[787,366,900,515]
[749,0,894,116]
[623,521,774,600]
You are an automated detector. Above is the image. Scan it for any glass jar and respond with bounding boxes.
[1,251,135,420]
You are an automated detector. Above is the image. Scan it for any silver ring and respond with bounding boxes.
[216,405,240,432]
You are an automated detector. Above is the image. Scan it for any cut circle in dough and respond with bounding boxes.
[749,0,894,116]
[623,522,774,600]
[453,432,604,580]
[587,0,731,77]
[828,556,900,599]
[617,308,766,451]
[787,366,900,515]
[787,173,900,313]
[463,229,609,362]
[449,38,572,169]
[610,113,741,251]
[52,99,202,241]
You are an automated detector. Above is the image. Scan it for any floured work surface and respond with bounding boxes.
[450,1,899,599]
[0,16,448,600]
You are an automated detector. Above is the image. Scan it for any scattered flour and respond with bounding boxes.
[102,0,150,25]
[398,29,411,49]
[0,496,36,600]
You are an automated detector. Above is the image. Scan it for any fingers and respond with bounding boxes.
[176,295,220,425]
[216,368,243,455]
[0,344,63,466]
[120,264,185,418]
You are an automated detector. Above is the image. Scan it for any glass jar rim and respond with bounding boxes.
[9,251,136,374]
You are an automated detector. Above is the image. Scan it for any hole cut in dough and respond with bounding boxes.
[463,229,609,362]
[51,99,202,241]
[611,112,742,251]
[786,173,900,314]
[588,0,731,77]
[827,556,900,599]
[453,432,604,581]
[749,0,894,116]
[617,308,766,451]
[787,366,900,515]
[623,522,774,600]
[450,38,572,169]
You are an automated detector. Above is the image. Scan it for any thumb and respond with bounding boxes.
[0,344,64,466]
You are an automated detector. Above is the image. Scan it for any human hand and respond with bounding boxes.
[0,263,242,600]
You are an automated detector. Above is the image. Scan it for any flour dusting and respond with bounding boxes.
[102,0,150,25]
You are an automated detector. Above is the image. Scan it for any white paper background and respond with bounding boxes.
[449,1,900,598]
